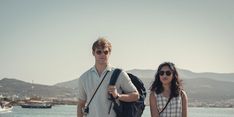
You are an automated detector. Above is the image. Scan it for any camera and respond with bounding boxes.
[83,107,89,115]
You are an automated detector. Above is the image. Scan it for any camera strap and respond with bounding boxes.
[85,71,109,110]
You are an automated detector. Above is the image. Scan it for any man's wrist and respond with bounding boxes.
[115,93,120,99]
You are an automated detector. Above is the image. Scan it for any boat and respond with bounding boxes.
[21,100,52,109]
[20,81,53,109]
[0,101,13,113]
[0,106,13,113]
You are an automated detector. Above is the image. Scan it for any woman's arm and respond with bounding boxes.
[149,91,160,117]
[181,90,188,117]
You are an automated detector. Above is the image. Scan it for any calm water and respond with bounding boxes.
[1,105,234,117]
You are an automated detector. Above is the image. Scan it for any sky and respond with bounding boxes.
[0,0,233,85]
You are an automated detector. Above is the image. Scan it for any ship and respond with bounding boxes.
[0,106,13,112]
[21,100,52,109]
[20,80,52,109]
[0,101,13,113]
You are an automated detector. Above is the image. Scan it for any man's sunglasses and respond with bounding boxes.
[159,70,172,76]
[95,50,109,55]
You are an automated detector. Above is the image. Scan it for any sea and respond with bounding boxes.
[1,105,234,117]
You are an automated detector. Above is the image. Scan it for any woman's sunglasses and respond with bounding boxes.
[159,70,172,76]
[95,50,109,55]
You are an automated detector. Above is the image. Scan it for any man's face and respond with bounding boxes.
[93,47,110,65]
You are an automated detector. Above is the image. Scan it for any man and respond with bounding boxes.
[77,38,139,117]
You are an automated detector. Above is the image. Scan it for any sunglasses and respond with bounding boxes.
[159,70,172,76]
[95,50,109,55]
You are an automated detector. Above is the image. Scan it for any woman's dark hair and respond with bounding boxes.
[150,62,182,97]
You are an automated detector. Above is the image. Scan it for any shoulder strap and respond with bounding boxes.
[109,68,122,85]
[108,68,122,114]
[86,71,109,108]
[159,96,172,114]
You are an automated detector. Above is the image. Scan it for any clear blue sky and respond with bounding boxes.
[1,0,233,85]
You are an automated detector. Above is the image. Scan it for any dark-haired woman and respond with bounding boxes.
[149,62,188,117]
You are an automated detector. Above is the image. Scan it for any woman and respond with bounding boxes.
[149,62,188,117]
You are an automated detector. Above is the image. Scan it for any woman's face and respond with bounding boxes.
[159,65,173,85]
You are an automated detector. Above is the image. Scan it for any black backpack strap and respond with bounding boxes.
[108,68,122,114]
[109,68,122,85]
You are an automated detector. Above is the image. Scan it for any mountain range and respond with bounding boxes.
[0,78,77,98]
[55,68,234,89]
[1,68,234,107]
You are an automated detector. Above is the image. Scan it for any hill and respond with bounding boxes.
[55,78,79,89]
[1,68,234,107]
[184,78,234,104]
[54,68,234,107]
[0,78,77,98]
[127,68,234,82]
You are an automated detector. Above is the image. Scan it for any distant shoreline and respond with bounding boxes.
[144,105,234,108]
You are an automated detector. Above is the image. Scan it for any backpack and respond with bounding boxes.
[109,68,146,117]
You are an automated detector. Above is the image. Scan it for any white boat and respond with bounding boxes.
[0,106,13,113]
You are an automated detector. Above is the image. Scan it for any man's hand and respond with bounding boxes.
[108,85,119,98]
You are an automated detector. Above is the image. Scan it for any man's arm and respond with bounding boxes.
[108,85,139,102]
[108,70,139,102]
[119,91,139,102]
[77,99,86,117]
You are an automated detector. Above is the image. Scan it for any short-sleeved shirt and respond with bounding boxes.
[156,93,182,117]
[77,65,137,117]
